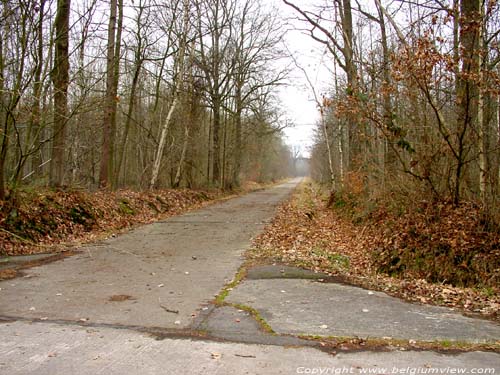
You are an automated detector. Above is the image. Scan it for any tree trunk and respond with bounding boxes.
[117,58,142,186]
[29,0,46,180]
[149,0,189,189]
[50,0,71,188]
[173,121,189,188]
[99,0,122,188]
[232,88,242,187]
[455,0,481,204]
[0,9,7,200]
[110,0,123,187]
[99,0,117,188]
[212,100,221,186]
[150,96,179,188]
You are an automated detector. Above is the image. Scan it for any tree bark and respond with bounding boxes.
[149,0,189,189]
[455,0,481,204]
[99,0,117,188]
[50,0,71,188]
[29,0,46,180]
[99,0,122,188]
[0,29,6,200]
[173,120,190,188]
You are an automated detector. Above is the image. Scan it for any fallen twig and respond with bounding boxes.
[160,305,179,314]
[0,228,49,248]
[158,299,179,314]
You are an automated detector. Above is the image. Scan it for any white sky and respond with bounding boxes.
[268,0,333,158]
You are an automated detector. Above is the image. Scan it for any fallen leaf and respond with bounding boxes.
[211,352,222,360]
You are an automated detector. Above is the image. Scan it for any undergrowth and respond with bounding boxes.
[0,188,221,256]
[331,181,500,289]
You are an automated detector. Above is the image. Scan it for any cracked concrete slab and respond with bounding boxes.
[197,305,314,347]
[0,180,299,329]
[226,278,500,342]
[1,179,499,373]
[1,321,498,374]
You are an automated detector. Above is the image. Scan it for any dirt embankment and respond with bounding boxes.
[0,188,225,256]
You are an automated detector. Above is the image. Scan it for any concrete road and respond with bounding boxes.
[1,321,498,375]
[226,276,500,342]
[0,179,298,329]
[1,178,499,374]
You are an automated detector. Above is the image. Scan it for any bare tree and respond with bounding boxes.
[195,0,236,187]
[150,0,191,189]
[230,0,286,187]
[99,0,123,188]
[50,0,71,187]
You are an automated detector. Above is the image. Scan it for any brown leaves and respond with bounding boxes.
[0,188,221,256]
[373,201,500,288]
[250,181,500,321]
[250,181,372,276]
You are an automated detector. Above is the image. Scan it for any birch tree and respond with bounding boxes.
[150,0,191,189]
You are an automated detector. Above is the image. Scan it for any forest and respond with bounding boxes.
[1,0,499,291]
[284,0,500,292]
[293,0,500,210]
[2,0,498,206]
[0,0,293,200]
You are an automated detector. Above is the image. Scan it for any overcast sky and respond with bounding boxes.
[268,0,333,158]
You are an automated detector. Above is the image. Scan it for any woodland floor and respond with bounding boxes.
[249,180,500,322]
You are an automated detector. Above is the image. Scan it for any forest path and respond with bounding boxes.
[0,178,499,374]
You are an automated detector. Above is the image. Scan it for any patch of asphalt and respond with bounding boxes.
[0,254,54,269]
[225,278,500,343]
[1,321,499,375]
[0,252,76,273]
[246,264,328,280]
[0,179,300,330]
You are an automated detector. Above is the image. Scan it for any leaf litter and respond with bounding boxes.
[0,188,226,256]
[249,181,499,321]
